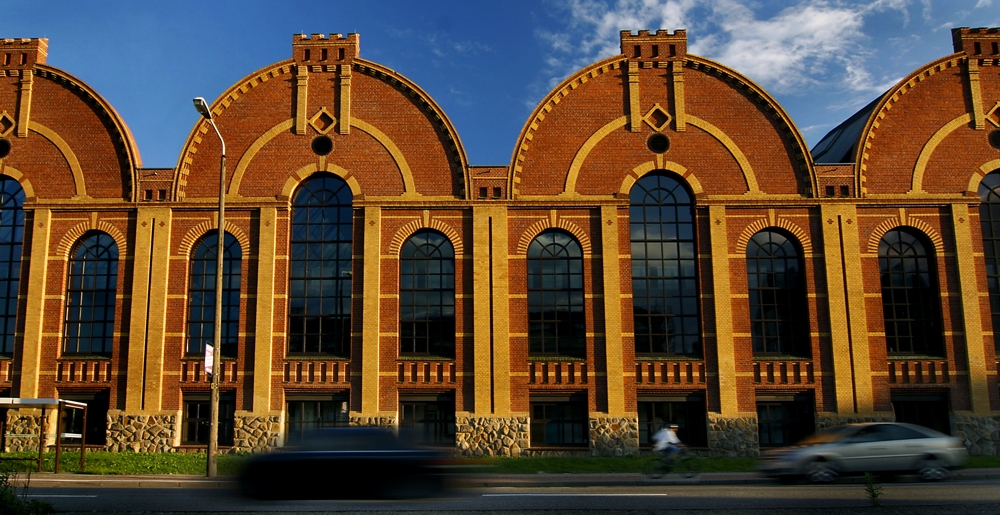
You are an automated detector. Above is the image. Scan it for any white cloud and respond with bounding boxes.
[537,0,915,95]
[976,0,993,7]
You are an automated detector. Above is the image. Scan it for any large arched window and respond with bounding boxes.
[0,178,24,356]
[747,229,809,357]
[399,230,455,357]
[289,175,353,356]
[187,233,241,358]
[629,173,700,356]
[979,170,1000,352]
[527,230,585,358]
[878,228,943,356]
[64,232,118,355]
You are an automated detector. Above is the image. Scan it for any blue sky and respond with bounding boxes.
[3,0,997,168]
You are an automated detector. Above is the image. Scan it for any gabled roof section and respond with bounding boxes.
[810,95,881,164]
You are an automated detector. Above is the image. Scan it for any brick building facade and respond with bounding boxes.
[0,28,998,456]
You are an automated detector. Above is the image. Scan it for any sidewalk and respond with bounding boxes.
[9,469,1000,489]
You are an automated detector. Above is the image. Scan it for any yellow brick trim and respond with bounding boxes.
[0,165,35,199]
[54,220,128,259]
[562,116,627,196]
[515,217,592,256]
[735,217,813,255]
[910,113,972,195]
[867,215,943,254]
[859,56,962,196]
[967,159,1000,192]
[228,119,295,197]
[686,115,758,195]
[28,121,86,198]
[386,216,464,256]
[175,220,251,257]
[280,161,362,199]
[619,160,703,197]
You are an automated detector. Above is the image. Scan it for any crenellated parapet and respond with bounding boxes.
[293,32,359,64]
[952,27,1000,59]
[0,38,47,70]
[619,29,686,62]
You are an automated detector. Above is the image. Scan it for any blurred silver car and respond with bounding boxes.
[758,422,968,482]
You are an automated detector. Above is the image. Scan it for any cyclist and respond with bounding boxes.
[652,424,683,470]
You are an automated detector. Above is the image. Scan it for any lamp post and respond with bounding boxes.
[193,97,225,478]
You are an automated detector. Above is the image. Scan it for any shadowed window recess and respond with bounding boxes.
[527,230,585,358]
[399,393,456,447]
[399,230,455,357]
[285,394,350,446]
[289,174,353,357]
[747,230,809,357]
[182,391,235,446]
[63,232,118,356]
[186,232,241,358]
[979,170,1000,353]
[0,178,23,357]
[629,173,700,357]
[529,393,588,447]
[878,228,943,356]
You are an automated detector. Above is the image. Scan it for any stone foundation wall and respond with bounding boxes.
[589,417,639,457]
[952,414,1000,456]
[707,413,759,457]
[455,416,529,456]
[233,415,281,452]
[349,415,396,428]
[106,412,177,452]
[4,411,44,452]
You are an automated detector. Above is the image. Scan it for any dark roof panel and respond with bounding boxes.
[811,95,883,164]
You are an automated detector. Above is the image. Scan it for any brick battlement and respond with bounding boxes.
[952,27,1000,57]
[292,33,359,63]
[1,38,48,68]
[620,29,686,61]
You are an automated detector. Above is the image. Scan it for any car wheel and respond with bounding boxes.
[917,457,948,481]
[804,460,838,483]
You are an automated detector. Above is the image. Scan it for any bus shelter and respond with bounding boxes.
[0,398,87,473]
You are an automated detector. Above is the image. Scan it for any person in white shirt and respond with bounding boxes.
[652,424,682,463]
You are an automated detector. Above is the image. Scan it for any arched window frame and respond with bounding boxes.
[186,232,242,358]
[63,232,118,356]
[0,178,24,356]
[978,170,1000,353]
[527,229,585,358]
[399,230,455,358]
[629,172,701,357]
[878,227,944,357]
[746,229,809,357]
[288,174,353,357]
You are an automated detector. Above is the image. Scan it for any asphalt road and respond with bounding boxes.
[28,478,1000,514]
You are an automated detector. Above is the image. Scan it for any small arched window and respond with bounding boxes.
[399,230,455,357]
[64,232,118,355]
[747,230,808,357]
[878,228,943,356]
[289,174,353,356]
[527,230,585,358]
[0,178,24,356]
[187,233,241,358]
[979,170,1000,352]
[629,173,700,356]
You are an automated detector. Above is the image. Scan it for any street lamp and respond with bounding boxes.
[193,96,225,478]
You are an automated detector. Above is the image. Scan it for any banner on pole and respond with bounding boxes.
[204,344,214,376]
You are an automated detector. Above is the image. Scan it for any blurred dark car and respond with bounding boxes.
[239,427,450,499]
[758,422,968,483]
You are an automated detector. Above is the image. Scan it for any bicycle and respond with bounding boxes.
[645,447,701,480]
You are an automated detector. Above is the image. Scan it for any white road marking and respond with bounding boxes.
[483,493,671,497]
[26,495,98,498]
